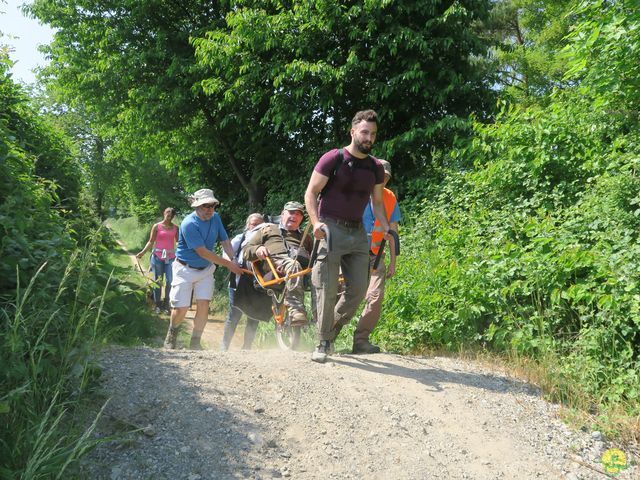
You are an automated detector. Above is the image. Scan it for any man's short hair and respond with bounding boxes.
[352,109,378,127]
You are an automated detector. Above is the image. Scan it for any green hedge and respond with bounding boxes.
[378,94,640,416]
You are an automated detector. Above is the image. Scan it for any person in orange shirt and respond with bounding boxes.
[353,160,401,353]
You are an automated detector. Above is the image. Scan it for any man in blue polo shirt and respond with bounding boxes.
[164,188,243,350]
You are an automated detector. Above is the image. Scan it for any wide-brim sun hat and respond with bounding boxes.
[190,188,220,208]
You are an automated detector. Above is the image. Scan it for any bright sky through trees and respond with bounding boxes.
[0,0,54,84]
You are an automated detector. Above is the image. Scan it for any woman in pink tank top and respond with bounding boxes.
[136,207,179,312]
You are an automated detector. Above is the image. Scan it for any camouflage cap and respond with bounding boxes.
[283,201,305,212]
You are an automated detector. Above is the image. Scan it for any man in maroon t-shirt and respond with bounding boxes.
[304,109,392,363]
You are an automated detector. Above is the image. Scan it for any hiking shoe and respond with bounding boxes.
[352,340,381,354]
[189,338,203,350]
[311,340,331,363]
[289,309,308,327]
[163,326,179,349]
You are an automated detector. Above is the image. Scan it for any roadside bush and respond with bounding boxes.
[0,53,92,295]
[378,93,640,429]
[1,54,159,476]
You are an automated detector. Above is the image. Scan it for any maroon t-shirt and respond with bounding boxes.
[315,148,385,222]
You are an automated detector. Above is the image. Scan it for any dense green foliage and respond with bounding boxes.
[0,57,79,292]
[1,52,160,476]
[29,0,494,225]
[378,0,640,428]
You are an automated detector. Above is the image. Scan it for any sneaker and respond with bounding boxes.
[311,340,331,363]
[189,337,203,350]
[154,306,162,314]
[163,326,178,349]
[352,340,381,354]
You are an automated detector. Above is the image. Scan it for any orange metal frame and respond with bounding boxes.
[250,257,312,288]
[247,256,313,326]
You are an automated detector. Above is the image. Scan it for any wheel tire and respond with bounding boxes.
[276,324,302,351]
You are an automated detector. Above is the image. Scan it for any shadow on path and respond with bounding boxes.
[331,354,540,397]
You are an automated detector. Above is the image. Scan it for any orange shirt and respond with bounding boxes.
[370,188,397,255]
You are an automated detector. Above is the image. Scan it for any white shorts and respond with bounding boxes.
[170,261,216,308]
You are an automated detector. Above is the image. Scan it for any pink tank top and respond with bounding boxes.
[153,223,177,260]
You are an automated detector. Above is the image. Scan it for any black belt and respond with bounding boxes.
[176,258,207,271]
[321,216,362,229]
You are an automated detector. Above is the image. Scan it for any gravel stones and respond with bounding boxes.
[78,347,638,479]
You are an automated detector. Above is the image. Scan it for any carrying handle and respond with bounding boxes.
[372,230,400,270]
[372,239,386,271]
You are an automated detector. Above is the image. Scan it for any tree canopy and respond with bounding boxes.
[29,0,494,219]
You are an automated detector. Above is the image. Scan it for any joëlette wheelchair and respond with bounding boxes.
[234,224,398,351]
[233,223,319,351]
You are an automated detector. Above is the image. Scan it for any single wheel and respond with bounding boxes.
[276,323,302,350]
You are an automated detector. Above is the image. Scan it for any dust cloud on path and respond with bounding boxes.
[81,346,637,480]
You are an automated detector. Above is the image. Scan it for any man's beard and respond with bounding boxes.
[354,138,372,155]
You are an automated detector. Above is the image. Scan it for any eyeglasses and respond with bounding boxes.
[201,203,217,209]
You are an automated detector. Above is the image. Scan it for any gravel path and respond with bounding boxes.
[80,346,637,480]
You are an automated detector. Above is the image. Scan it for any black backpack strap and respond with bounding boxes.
[319,148,344,198]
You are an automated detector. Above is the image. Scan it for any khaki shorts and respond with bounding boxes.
[170,261,216,308]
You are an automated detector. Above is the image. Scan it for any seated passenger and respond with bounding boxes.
[242,201,313,326]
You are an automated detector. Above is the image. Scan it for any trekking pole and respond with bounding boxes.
[372,230,400,271]
[134,257,149,285]
[372,239,386,271]
[135,256,159,290]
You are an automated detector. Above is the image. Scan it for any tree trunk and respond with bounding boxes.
[198,101,265,207]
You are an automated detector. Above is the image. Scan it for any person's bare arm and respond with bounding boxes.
[371,184,391,239]
[304,170,329,239]
[194,246,243,275]
[136,224,158,258]
[386,221,398,278]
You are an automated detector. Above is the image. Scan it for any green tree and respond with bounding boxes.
[484,0,574,100]
[193,0,496,184]
[29,0,270,209]
[29,0,495,213]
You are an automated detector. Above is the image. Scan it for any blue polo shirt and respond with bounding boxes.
[176,211,229,269]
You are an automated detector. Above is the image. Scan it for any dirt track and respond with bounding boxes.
[90,241,638,479]
[79,342,638,480]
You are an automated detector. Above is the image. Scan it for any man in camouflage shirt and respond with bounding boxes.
[242,201,313,326]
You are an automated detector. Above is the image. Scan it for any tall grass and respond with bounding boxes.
[0,252,112,478]
[106,217,149,256]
